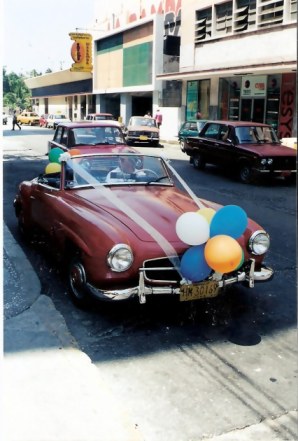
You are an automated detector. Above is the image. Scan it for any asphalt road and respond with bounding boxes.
[3,126,297,441]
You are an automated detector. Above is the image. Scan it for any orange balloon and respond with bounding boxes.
[204,235,243,274]
[69,149,81,156]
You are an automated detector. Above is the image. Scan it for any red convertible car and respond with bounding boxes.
[14,152,273,308]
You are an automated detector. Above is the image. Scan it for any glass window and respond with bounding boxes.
[234,0,256,32]
[204,123,220,139]
[195,8,212,42]
[215,2,233,36]
[258,0,284,28]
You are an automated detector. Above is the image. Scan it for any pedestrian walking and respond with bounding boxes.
[155,109,163,128]
[12,111,21,130]
[196,109,202,119]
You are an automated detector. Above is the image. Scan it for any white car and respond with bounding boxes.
[46,114,71,129]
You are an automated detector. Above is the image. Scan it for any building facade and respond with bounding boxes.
[26,0,296,141]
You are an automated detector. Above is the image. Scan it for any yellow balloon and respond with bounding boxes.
[45,162,61,174]
[197,207,216,224]
[204,235,243,274]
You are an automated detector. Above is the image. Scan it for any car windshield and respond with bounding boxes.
[69,126,126,147]
[130,117,157,127]
[235,125,280,144]
[62,154,172,188]
[55,115,66,119]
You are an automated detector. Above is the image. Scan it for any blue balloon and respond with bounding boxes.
[180,245,211,282]
[210,205,248,239]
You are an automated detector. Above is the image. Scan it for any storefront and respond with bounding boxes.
[185,72,296,138]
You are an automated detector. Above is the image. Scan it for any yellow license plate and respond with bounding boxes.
[140,135,148,141]
[180,281,219,301]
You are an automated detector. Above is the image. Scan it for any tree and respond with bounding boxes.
[2,67,31,111]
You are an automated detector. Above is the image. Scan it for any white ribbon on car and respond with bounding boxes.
[68,158,182,272]
[63,154,208,275]
[164,157,206,209]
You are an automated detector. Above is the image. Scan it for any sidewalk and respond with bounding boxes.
[3,224,142,441]
[3,223,297,441]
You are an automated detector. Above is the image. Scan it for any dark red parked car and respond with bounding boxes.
[184,120,297,183]
[48,121,131,155]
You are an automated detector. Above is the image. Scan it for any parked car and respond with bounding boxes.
[86,113,115,121]
[178,120,207,152]
[86,113,125,131]
[125,116,160,146]
[14,151,273,308]
[48,121,131,154]
[184,120,297,183]
[17,111,40,126]
[46,114,71,129]
[39,114,49,127]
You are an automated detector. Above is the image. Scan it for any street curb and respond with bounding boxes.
[4,224,41,319]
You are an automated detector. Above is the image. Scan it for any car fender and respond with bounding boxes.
[52,199,132,259]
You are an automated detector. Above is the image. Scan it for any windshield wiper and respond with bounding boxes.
[145,175,169,185]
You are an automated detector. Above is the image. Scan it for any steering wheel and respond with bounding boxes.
[80,159,92,170]
[138,169,159,179]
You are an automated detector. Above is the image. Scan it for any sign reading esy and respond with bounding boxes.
[241,76,267,98]
[69,33,93,72]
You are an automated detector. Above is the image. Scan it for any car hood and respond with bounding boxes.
[238,143,297,157]
[74,186,207,243]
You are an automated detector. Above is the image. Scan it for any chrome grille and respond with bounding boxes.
[142,256,182,284]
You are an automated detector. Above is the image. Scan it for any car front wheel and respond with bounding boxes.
[180,140,186,152]
[239,163,253,184]
[68,257,91,308]
[193,154,206,170]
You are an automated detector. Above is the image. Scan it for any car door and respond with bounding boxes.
[30,179,61,233]
[48,126,67,152]
[196,123,222,164]
[213,124,238,166]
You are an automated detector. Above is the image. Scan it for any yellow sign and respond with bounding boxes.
[69,33,93,72]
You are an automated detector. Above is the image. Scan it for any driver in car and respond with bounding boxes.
[106,156,145,183]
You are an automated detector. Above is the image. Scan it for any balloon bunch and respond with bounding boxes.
[44,147,80,174]
[176,205,248,282]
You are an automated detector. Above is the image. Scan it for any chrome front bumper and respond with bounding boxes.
[86,259,274,304]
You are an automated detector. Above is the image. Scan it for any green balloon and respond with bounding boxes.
[49,147,64,163]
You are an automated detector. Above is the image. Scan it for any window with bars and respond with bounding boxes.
[258,0,284,27]
[215,2,233,35]
[195,0,292,45]
[195,8,212,42]
[234,0,256,32]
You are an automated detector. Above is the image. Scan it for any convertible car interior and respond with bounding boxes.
[40,154,173,188]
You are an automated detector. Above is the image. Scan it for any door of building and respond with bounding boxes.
[240,98,265,123]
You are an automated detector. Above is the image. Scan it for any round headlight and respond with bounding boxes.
[267,158,273,165]
[107,244,134,272]
[248,230,270,255]
[261,158,267,165]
